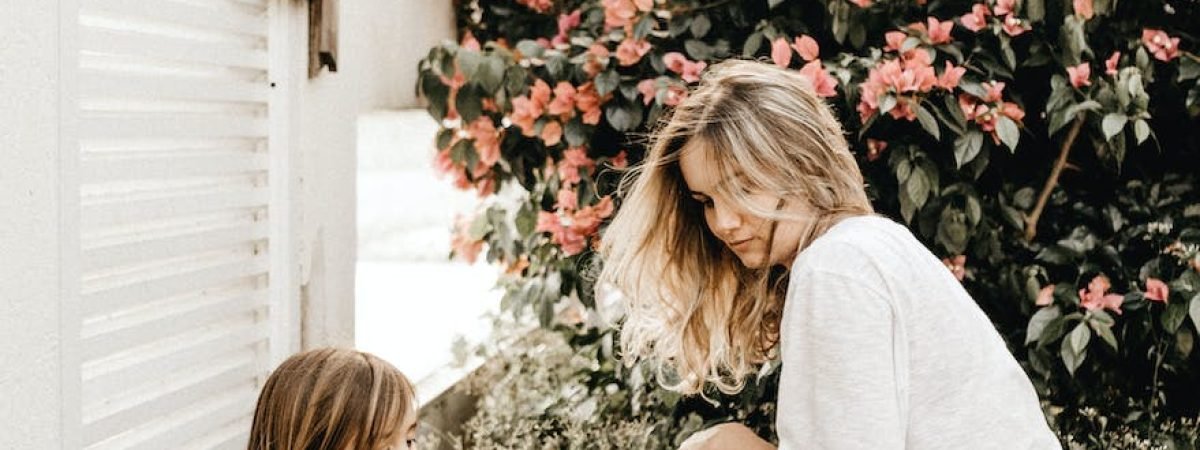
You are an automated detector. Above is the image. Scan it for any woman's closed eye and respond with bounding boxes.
[691,195,713,208]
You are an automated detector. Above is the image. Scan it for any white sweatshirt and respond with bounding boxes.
[776,215,1061,449]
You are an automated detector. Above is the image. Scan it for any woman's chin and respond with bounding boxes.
[733,251,766,269]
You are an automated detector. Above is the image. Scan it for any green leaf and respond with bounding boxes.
[449,138,473,166]
[1163,301,1190,334]
[456,50,482,80]
[768,0,785,8]
[516,202,535,236]
[515,40,545,59]
[1068,321,1091,354]
[1040,316,1069,348]
[468,212,492,240]
[1090,321,1120,352]
[690,14,712,38]
[684,39,712,60]
[1190,294,1200,333]
[895,159,913,183]
[564,118,589,147]
[1179,56,1200,82]
[901,36,922,53]
[1027,307,1062,345]
[1178,330,1194,358]
[455,85,483,122]
[880,95,897,115]
[953,130,984,168]
[1134,119,1150,144]
[1025,0,1045,22]
[1102,113,1128,140]
[1060,335,1086,376]
[743,31,764,58]
[996,116,1020,151]
[605,100,644,132]
[633,15,656,40]
[915,104,940,140]
[477,54,506,94]
[905,168,930,210]
[595,70,620,96]
[420,73,450,121]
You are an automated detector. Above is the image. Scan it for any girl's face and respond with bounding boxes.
[679,144,810,269]
[381,401,419,450]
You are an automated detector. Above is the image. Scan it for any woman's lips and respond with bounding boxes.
[727,238,753,250]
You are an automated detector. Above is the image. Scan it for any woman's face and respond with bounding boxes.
[678,143,810,269]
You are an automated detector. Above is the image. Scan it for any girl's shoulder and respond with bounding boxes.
[791,214,920,277]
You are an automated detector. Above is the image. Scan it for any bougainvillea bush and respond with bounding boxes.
[418,0,1200,445]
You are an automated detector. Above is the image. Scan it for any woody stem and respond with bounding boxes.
[1024,116,1085,242]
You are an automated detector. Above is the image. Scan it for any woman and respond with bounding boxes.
[598,59,1059,449]
[248,348,418,450]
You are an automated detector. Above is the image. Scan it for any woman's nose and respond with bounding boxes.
[710,201,742,235]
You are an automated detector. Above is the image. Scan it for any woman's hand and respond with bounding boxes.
[677,422,776,450]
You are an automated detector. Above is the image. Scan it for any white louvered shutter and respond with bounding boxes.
[77,0,285,448]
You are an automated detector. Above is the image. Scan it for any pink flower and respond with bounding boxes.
[1145,278,1170,303]
[616,38,652,66]
[637,78,658,105]
[548,82,577,117]
[467,117,502,167]
[961,4,990,33]
[793,35,820,62]
[1067,63,1091,88]
[511,97,540,136]
[541,120,563,146]
[662,83,689,106]
[850,0,873,7]
[866,139,888,162]
[610,150,629,169]
[517,0,554,14]
[926,17,954,45]
[771,37,792,68]
[552,10,584,46]
[1078,275,1124,314]
[994,0,1015,16]
[885,31,908,52]
[983,81,1006,102]
[1105,52,1121,76]
[942,255,967,281]
[799,60,838,97]
[1001,15,1029,36]
[938,61,966,90]
[583,44,610,77]
[556,186,579,211]
[1073,0,1094,19]
[451,216,485,264]
[663,52,706,83]
[574,83,604,125]
[1036,285,1055,306]
[558,147,596,185]
[603,0,640,30]
[1001,101,1025,122]
[461,31,482,51]
[1142,29,1181,62]
[531,79,552,106]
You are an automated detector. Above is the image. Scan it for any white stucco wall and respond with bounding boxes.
[0,2,67,448]
[298,0,455,347]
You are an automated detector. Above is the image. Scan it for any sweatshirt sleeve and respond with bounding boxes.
[776,266,907,450]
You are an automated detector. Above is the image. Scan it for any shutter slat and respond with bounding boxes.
[90,389,257,450]
[80,28,268,70]
[81,115,269,139]
[83,321,267,404]
[83,220,268,271]
[82,187,268,229]
[81,150,268,184]
[80,71,270,104]
[82,287,266,361]
[83,353,257,444]
[83,254,268,317]
[81,0,267,37]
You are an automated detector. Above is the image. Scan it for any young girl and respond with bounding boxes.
[248,348,418,450]
[599,59,1060,449]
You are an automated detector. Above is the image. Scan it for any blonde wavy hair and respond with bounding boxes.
[598,59,873,395]
[248,348,416,450]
